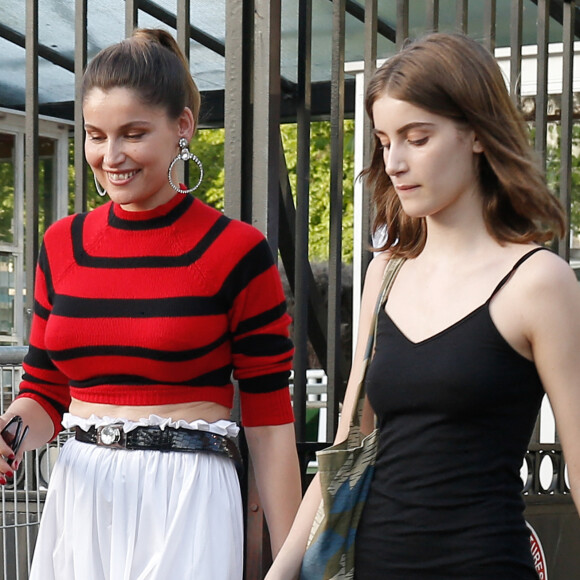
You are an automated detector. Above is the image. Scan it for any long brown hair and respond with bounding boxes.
[82,28,200,128]
[363,32,565,258]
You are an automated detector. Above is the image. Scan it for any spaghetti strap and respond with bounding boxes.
[487,247,549,303]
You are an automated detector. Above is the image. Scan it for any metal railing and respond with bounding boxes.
[1,345,578,578]
[0,348,73,579]
[2,1,580,577]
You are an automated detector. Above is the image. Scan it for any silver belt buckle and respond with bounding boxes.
[96,424,126,449]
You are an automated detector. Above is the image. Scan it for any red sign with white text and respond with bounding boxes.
[527,521,548,580]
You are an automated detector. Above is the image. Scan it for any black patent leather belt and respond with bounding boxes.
[75,425,242,473]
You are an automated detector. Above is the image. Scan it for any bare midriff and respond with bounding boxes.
[69,399,232,424]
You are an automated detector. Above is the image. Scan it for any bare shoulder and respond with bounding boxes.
[516,248,579,298]
[511,248,580,336]
[358,252,395,321]
[364,251,392,283]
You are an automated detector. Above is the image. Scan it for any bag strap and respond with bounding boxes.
[349,257,405,427]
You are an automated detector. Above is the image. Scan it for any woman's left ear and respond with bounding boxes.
[472,134,484,154]
[178,107,195,142]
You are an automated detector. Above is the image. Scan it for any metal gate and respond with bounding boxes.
[0,1,579,578]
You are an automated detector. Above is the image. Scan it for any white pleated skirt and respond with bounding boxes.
[29,416,244,580]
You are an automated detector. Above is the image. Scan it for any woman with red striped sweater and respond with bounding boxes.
[0,28,301,580]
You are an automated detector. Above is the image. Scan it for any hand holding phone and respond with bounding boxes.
[1,415,29,467]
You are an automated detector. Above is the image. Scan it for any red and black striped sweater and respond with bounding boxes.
[18,193,295,435]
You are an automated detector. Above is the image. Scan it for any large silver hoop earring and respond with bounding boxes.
[94,175,107,197]
[168,138,204,194]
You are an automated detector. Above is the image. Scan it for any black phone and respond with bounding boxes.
[1,415,29,467]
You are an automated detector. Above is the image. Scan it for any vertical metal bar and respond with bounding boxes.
[352,0,376,353]
[74,0,88,214]
[1,462,6,579]
[125,0,138,37]
[224,0,247,221]
[293,0,312,445]
[534,0,554,451]
[177,0,191,187]
[326,0,346,441]
[14,122,25,344]
[25,0,39,323]
[509,0,523,106]
[396,0,409,48]
[558,0,574,261]
[56,125,70,220]
[242,0,282,573]
[482,0,496,53]
[535,0,549,167]
[426,0,439,32]
[251,0,281,251]
[225,5,257,572]
[455,0,468,33]
[361,0,376,262]
[176,0,191,56]
[244,452,271,577]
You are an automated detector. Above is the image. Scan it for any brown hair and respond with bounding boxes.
[363,32,566,258]
[82,28,200,129]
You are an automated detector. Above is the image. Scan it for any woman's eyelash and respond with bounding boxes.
[377,138,427,149]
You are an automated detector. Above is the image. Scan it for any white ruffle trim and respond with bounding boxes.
[62,413,240,438]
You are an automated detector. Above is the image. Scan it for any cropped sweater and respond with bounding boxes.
[17,193,295,434]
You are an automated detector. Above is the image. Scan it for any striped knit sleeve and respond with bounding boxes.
[16,243,70,437]
[226,235,294,427]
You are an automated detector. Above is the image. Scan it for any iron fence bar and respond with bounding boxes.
[360,0,377,276]
[483,0,497,53]
[2,466,7,580]
[558,0,575,261]
[277,150,329,375]
[530,0,580,39]
[535,0,550,167]
[22,463,31,576]
[456,0,468,33]
[426,0,440,31]
[351,0,377,351]
[25,0,39,327]
[529,0,550,448]
[335,0,396,42]
[125,0,138,37]
[140,0,225,57]
[509,0,523,106]
[177,0,191,68]
[293,0,313,445]
[326,0,346,441]
[0,348,28,364]
[224,0,247,221]
[224,3,262,574]
[244,2,284,573]
[74,0,88,214]
[396,0,409,48]
[139,0,300,99]
[251,0,281,251]
[177,0,191,188]
[10,486,20,579]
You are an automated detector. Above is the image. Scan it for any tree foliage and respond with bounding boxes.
[180,121,356,263]
[280,121,355,263]
[544,122,580,236]
[0,160,15,244]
